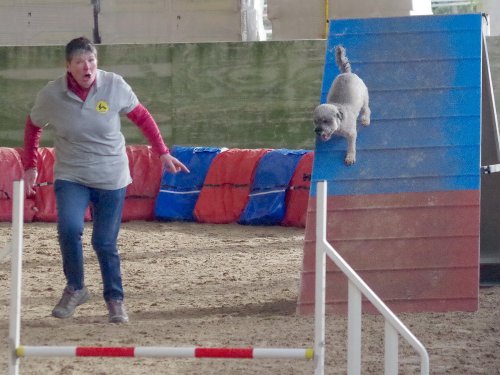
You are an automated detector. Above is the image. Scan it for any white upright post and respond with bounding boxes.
[9,180,24,375]
[347,280,362,375]
[482,32,500,160]
[314,181,327,375]
[384,322,399,375]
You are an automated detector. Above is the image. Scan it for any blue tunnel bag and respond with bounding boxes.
[155,146,224,221]
[238,149,308,225]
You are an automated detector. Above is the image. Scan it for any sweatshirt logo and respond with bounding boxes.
[96,101,109,113]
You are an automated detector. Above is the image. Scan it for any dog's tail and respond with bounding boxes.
[335,45,351,73]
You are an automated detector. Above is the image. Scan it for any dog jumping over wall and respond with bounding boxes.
[313,46,371,165]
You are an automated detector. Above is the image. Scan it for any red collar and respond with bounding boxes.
[66,72,95,101]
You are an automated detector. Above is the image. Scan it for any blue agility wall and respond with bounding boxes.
[314,14,481,195]
[298,14,482,314]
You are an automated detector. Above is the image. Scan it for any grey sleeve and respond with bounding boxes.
[30,87,51,127]
[117,75,139,115]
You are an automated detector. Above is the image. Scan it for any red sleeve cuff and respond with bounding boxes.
[23,116,42,170]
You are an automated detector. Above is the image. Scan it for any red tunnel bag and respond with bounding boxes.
[32,147,91,222]
[32,147,57,221]
[0,147,36,222]
[194,148,269,224]
[122,145,163,221]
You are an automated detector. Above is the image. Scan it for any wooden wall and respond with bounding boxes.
[0,40,324,149]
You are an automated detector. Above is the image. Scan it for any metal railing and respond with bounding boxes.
[313,180,429,375]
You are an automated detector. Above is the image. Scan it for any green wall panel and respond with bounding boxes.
[0,40,324,149]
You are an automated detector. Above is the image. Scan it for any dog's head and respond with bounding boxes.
[313,104,344,141]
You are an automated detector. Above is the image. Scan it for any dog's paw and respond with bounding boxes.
[361,115,370,126]
[344,153,356,166]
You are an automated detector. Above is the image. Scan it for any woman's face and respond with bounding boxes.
[67,51,97,88]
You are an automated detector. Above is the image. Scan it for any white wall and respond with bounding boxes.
[2,0,496,46]
[267,1,325,40]
[331,0,432,19]
[98,0,242,44]
[0,0,257,45]
[0,0,92,46]
[268,0,432,40]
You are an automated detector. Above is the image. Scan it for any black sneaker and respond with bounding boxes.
[52,286,90,319]
[107,300,129,324]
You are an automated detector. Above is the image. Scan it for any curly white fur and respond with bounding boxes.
[313,45,371,165]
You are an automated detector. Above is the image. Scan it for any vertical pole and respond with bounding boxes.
[314,181,327,375]
[9,180,24,375]
[384,321,399,375]
[482,32,500,161]
[347,281,362,375]
[240,0,248,41]
[323,0,329,39]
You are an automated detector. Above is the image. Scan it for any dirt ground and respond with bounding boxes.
[0,221,499,375]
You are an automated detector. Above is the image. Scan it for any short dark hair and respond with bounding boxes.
[65,36,97,62]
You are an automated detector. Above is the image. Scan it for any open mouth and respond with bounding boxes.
[320,133,332,141]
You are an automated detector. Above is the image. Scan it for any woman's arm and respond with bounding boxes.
[127,103,189,174]
[23,116,43,196]
[126,103,169,156]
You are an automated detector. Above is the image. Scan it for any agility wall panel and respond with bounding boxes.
[298,14,482,314]
[155,146,224,221]
[238,149,308,225]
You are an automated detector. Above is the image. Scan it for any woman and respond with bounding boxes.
[23,36,189,323]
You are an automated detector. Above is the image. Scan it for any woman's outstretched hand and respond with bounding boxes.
[23,168,38,197]
[160,153,190,174]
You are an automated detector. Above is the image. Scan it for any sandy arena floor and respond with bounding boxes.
[1,221,499,374]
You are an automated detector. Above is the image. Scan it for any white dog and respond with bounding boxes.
[313,45,371,165]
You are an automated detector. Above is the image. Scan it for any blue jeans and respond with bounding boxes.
[54,179,126,301]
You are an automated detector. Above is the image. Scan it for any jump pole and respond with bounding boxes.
[314,180,327,375]
[17,346,313,359]
[7,180,314,374]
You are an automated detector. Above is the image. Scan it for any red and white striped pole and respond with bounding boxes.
[17,346,314,360]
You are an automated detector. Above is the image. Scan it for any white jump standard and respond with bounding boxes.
[9,180,429,374]
[7,180,313,375]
